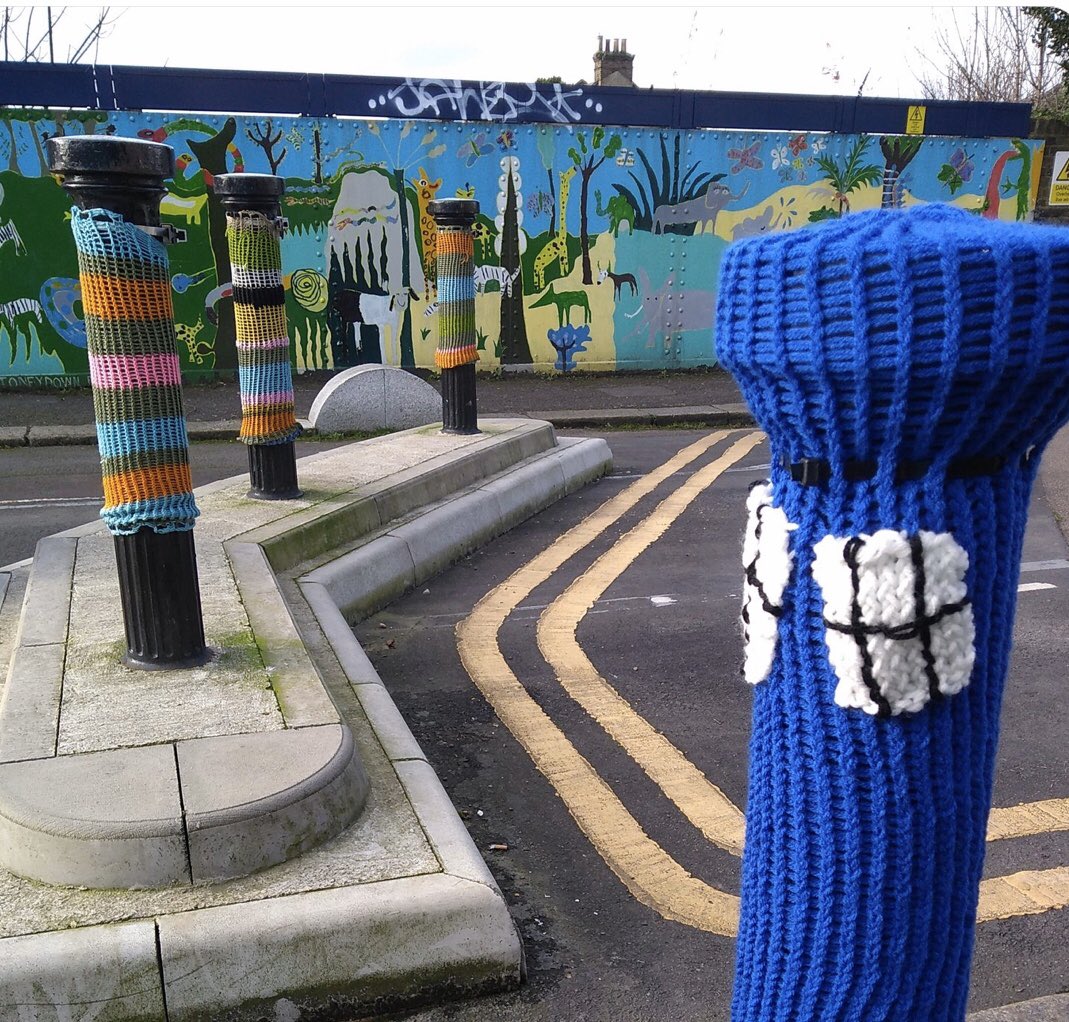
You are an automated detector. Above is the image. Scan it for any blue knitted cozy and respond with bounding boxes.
[715,204,1069,1022]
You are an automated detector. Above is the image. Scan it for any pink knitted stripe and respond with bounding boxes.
[236,335,290,351]
[244,389,295,406]
[90,353,182,390]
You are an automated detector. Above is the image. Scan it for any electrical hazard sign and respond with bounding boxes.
[1049,151,1069,205]
[905,106,926,135]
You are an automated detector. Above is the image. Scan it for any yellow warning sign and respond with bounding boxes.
[1049,151,1069,205]
[906,105,927,135]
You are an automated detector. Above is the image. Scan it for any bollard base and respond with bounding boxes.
[441,363,480,435]
[114,528,209,670]
[247,441,302,500]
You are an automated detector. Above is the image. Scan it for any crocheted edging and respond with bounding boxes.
[812,529,975,716]
[741,481,797,685]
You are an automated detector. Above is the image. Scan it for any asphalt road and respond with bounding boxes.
[0,439,346,568]
[352,430,1069,1021]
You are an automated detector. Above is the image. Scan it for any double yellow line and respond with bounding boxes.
[457,430,1069,934]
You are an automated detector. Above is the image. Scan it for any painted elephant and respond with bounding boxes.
[652,180,750,236]
[624,269,715,350]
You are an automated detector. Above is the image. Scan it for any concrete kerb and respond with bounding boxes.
[966,995,1069,1021]
[299,436,611,623]
[0,418,617,1019]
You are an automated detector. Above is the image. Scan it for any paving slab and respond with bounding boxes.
[0,417,610,1018]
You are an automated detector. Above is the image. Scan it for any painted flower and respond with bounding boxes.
[547,324,591,372]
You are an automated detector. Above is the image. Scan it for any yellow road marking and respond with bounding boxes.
[537,434,765,857]
[457,429,1069,933]
[977,867,1069,921]
[458,431,748,935]
[987,799,1069,841]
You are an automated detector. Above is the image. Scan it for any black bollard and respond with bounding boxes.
[428,198,480,435]
[47,135,208,670]
[213,174,302,500]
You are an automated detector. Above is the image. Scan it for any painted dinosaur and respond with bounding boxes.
[981,142,1032,221]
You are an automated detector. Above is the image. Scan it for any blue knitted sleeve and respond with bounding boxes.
[716,204,1069,1022]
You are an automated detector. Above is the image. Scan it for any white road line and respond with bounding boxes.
[1018,582,1057,593]
[723,462,771,473]
[1020,558,1069,572]
[0,497,102,512]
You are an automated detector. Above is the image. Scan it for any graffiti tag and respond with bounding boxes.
[375,79,592,124]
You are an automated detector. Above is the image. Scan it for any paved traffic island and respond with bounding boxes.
[0,418,611,1021]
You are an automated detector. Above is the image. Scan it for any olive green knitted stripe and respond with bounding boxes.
[101,445,191,479]
[92,383,187,426]
[77,252,171,284]
[83,315,184,357]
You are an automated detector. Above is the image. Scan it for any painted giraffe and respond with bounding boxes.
[533,165,576,291]
[411,166,443,300]
[471,220,495,262]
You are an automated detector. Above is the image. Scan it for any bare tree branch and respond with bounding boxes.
[1,6,119,64]
[914,7,1064,104]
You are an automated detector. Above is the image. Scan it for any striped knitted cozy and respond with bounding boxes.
[715,204,1069,1022]
[224,211,302,446]
[71,207,199,536]
[434,226,479,369]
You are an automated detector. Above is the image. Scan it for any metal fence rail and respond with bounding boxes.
[0,60,1033,136]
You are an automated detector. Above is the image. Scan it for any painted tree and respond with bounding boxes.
[567,126,622,285]
[246,119,287,174]
[809,137,883,221]
[535,125,557,236]
[188,118,240,374]
[498,156,532,365]
[878,136,923,208]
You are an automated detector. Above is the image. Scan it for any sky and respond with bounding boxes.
[42,4,983,102]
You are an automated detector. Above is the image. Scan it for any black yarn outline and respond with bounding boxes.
[910,533,944,704]
[842,536,893,718]
[742,502,786,633]
[833,535,972,716]
[740,494,788,681]
[823,598,970,639]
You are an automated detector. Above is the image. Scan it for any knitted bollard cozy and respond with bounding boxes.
[716,204,1069,1022]
[225,211,303,446]
[72,207,199,535]
[434,225,478,369]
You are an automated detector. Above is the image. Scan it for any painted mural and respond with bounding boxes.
[0,105,1045,386]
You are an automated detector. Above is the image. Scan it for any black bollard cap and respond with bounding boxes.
[46,135,175,226]
[428,198,480,227]
[47,135,175,180]
[214,173,284,216]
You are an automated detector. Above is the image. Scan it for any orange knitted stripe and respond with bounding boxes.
[437,231,474,258]
[80,273,174,321]
[435,345,480,369]
[103,463,194,507]
[239,407,299,440]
